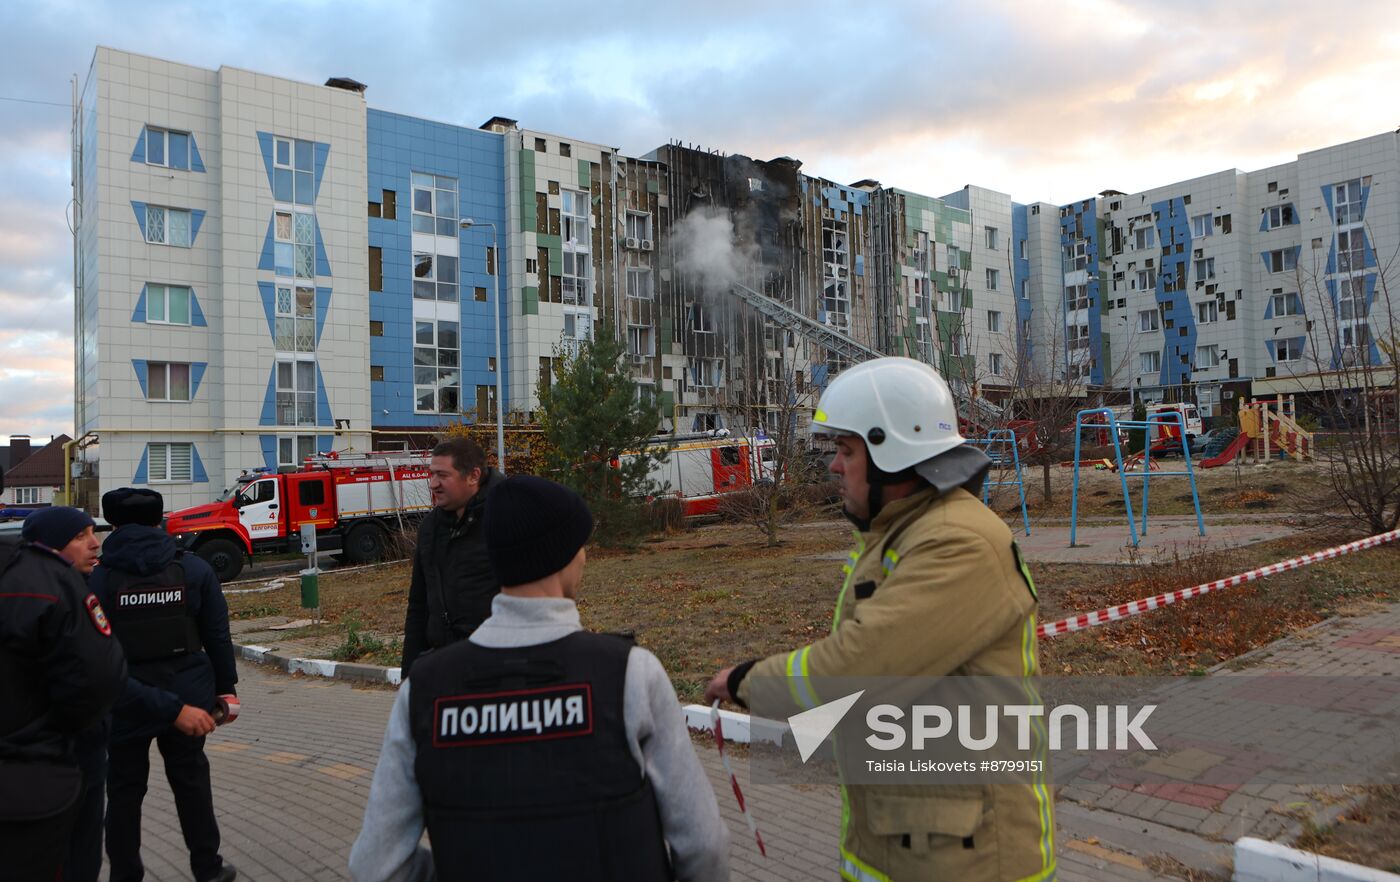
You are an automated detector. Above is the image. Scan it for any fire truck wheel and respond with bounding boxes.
[343,522,388,565]
[197,538,245,583]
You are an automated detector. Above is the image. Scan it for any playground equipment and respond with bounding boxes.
[1069,407,1206,548]
[969,429,1030,536]
[1200,394,1314,468]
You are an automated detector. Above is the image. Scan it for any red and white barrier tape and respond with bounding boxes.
[711,700,767,857]
[1038,528,1400,638]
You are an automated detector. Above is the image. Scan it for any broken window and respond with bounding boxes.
[414,320,460,414]
[1266,248,1296,273]
[411,172,457,236]
[984,227,999,250]
[369,245,382,292]
[1266,205,1294,229]
[1193,257,1215,280]
[626,268,653,300]
[1335,179,1363,225]
[1338,230,1366,273]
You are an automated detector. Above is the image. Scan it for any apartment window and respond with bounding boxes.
[144,205,192,247]
[1266,205,1295,229]
[147,443,194,483]
[1266,248,1296,273]
[627,324,653,359]
[144,127,192,171]
[274,285,316,353]
[1020,278,1029,299]
[275,359,317,425]
[1138,309,1159,332]
[950,333,971,357]
[916,320,934,363]
[381,190,397,219]
[987,310,1002,334]
[1193,257,1215,280]
[1064,284,1089,311]
[562,252,590,305]
[274,210,314,279]
[13,487,41,505]
[1342,323,1371,350]
[1191,214,1212,237]
[626,267,653,300]
[984,227,999,250]
[1196,300,1217,324]
[1196,345,1220,369]
[1276,339,1303,362]
[1136,269,1157,290]
[1334,179,1363,225]
[411,172,458,235]
[278,435,318,467]
[946,244,961,273]
[1337,229,1365,273]
[1339,277,1369,320]
[559,142,571,158]
[272,137,315,205]
[689,358,723,388]
[412,251,459,302]
[1064,239,1088,271]
[414,320,460,414]
[1018,239,1027,260]
[369,320,384,336]
[475,286,487,302]
[625,211,652,241]
[985,268,999,290]
[988,352,1004,376]
[562,190,590,247]
[1067,324,1090,351]
[1140,350,1161,374]
[534,137,547,152]
[688,303,714,333]
[146,362,192,402]
[1271,292,1301,317]
[146,284,192,325]
[1134,227,1154,250]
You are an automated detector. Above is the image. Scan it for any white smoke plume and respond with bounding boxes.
[672,207,759,296]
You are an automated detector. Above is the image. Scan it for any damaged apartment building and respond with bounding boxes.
[73,46,1400,505]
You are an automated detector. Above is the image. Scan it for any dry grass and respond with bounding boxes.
[1295,786,1400,875]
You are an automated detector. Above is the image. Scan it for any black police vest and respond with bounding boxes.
[103,558,201,664]
[408,631,673,882]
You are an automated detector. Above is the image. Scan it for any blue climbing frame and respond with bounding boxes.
[970,429,1030,536]
[1069,407,1205,547]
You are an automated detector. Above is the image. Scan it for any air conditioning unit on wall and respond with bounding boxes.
[625,237,639,249]
[640,239,654,251]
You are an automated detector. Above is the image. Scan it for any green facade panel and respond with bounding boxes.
[521,286,539,315]
[660,390,675,413]
[518,149,537,233]
[646,180,660,194]
[577,160,591,189]
[537,234,563,277]
[659,319,672,354]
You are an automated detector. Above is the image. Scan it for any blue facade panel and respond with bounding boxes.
[1011,204,1032,376]
[1153,198,1194,389]
[367,109,508,428]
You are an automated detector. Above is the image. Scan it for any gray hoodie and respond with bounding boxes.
[349,593,730,882]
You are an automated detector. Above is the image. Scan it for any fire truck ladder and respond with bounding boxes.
[728,282,1004,427]
[302,450,432,533]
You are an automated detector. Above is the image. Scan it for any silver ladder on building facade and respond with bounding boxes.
[728,282,1004,427]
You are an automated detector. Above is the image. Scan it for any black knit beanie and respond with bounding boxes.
[22,506,97,550]
[484,476,593,587]
[103,487,165,527]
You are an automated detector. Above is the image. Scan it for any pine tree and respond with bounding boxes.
[536,322,669,546]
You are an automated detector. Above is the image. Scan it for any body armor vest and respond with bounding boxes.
[104,557,200,664]
[408,631,672,882]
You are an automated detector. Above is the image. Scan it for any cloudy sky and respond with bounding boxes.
[2,0,1398,440]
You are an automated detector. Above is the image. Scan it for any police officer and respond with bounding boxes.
[1,507,126,882]
[351,476,729,882]
[706,358,1056,882]
[90,488,238,882]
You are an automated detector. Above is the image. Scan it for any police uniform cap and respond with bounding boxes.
[102,487,165,527]
[22,506,97,550]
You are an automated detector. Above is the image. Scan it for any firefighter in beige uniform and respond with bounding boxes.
[706,357,1055,882]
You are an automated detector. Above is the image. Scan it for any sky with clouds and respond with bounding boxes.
[2,0,1398,440]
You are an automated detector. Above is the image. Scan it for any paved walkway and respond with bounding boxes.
[129,605,1399,881]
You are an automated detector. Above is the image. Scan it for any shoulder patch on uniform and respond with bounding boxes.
[432,683,593,748]
[85,593,112,636]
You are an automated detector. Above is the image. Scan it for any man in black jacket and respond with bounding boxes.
[400,437,504,676]
[90,488,238,882]
[0,507,126,882]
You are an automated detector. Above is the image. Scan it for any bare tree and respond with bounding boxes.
[1293,223,1400,533]
[717,364,830,546]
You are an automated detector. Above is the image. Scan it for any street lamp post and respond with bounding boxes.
[461,218,506,469]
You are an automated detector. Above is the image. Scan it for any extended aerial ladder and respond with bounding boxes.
[728,282,1003,429]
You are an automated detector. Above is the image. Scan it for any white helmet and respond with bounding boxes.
[811,357,965,474]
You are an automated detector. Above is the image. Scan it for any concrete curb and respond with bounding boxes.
[235,643,402,686]
[1234,837,1400,881]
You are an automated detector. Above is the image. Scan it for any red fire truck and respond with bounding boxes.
[163,451,432,582]
[627,433,778,517]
